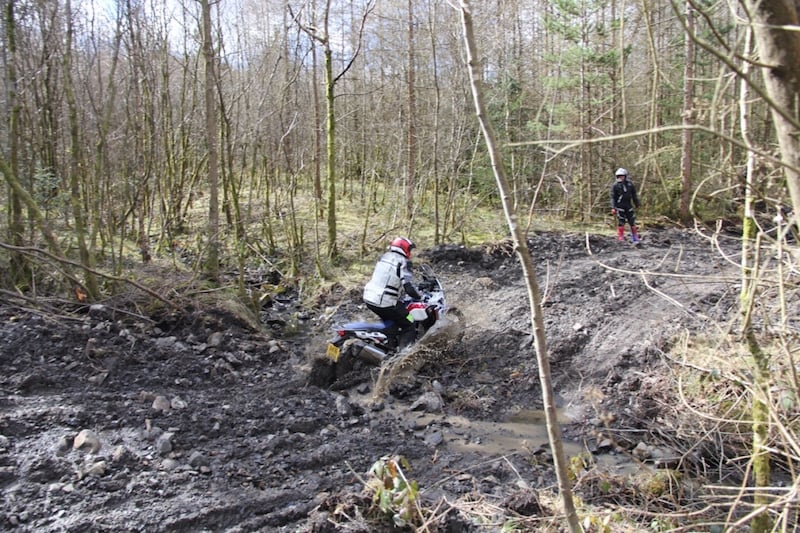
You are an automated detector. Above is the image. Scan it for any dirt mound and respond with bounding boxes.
[0,228,742,531]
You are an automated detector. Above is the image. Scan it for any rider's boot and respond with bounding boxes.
[617,226,625,241]
[631,226,640,243]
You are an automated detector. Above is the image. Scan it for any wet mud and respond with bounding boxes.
[0,228,742,531]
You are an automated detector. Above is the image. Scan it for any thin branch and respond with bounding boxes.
[509,124,796,175]
[673,0,800,131]
[334,0,375,84]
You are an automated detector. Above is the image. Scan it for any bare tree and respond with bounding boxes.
[64,0,99,299]
[405,0,416,223]
[739,2,800,531]
[679,2,695,224]
[2,0,29,287]
[200,0,220,281]
[425,0,442,244]
[746,0,800,228]
[291,0,374,260]
[456,2,580,531]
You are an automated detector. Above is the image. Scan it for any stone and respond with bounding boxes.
[152,395,171,413]
[73,429,102,453]
[424,430,444,447]
[170,396,187,410]
[633,441,652,459]
[334,395,352,417]
[82,460,107,477]
[188,451,208,467]
[155,432,174,456]
[207,332,224,347]
[410,392,443,413]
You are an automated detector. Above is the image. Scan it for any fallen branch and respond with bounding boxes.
[0,241,182,311]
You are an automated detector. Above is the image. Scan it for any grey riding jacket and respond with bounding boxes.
[363,251,416,308]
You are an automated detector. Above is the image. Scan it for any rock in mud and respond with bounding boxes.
[73,429,101,453]
[410,391,444,413]
[155,432,174,455]
[152,395,171,413]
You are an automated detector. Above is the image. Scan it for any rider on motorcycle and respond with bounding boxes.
[363,237,423,348]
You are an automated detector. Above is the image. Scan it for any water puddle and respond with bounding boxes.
[410,409,582,456]
[379,403,644,475]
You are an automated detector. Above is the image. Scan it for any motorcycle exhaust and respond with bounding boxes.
[352,340,387,365]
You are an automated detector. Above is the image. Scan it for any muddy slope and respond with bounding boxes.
[0,228,741,531]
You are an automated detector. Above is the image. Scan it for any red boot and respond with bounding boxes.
[631,226,640,243]
[617,226,625,241]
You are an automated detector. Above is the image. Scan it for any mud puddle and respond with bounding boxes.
[353,387,640,476]
[436,410,645,475]
[415,411,580,455]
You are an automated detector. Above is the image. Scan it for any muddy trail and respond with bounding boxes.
[0,228,742,531]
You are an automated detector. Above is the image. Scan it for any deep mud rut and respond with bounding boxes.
[0,228,742,531]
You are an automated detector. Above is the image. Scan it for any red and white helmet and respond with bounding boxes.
[389,237,415,258]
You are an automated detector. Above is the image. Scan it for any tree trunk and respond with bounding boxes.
[406,0,417,223]
[3,0,29,287]
[200,0,220,281]
[738,24,771,533]
[747,0,800,230]
[310,0,323,221]
[456,3,580,532]
[679,2,695,224]
[0,157,70,278]
[92,6,122,267]
[324,46,338,260]
[741,2,800,531]
[640,0,662,204]
[615,0,626,132]
[64,0,99,300]
[427,1,442,245]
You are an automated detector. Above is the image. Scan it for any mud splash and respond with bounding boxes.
[373,314,465,396]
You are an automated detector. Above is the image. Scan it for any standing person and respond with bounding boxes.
[363,237,423,348]
[610,168,641,243]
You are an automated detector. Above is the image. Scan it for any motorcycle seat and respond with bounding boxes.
[340,320,394,331]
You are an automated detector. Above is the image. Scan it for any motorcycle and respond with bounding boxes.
[323,264,447,379]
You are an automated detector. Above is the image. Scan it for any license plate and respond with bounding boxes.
[326,343,341,362]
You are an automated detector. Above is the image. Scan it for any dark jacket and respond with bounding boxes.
[611,178,640,210]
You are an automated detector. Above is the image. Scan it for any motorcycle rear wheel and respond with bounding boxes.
[334,347,357,380]
[307,357,335,387]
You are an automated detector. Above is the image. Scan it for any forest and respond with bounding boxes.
[1,0,800,532]
[3,0,796,284]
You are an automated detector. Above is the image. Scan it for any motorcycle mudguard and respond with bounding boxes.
[330,320,394,352]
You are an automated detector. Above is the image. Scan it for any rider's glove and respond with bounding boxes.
[611,208,617,216]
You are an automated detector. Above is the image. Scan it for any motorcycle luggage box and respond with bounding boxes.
[408,307,428,321]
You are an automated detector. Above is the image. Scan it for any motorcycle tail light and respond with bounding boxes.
[336,329,346,337]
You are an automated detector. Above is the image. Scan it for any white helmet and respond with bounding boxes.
[615,168,629,177]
